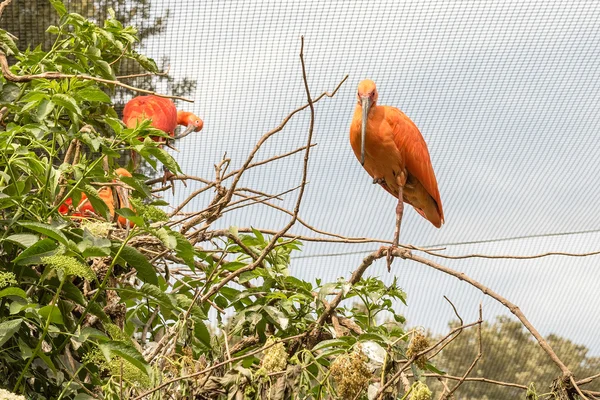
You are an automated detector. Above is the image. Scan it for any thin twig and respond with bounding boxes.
[443,304,483,398]
[416,374,528,390]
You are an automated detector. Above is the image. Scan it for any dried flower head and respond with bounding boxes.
[261,337,288,373]
[0,271,17,289]
[42,255,95,281]
[329,348,371,399]
[107,357,152,388]
[0,388,26,400]
[104,323,130,343]
[412,381,432,400]
[406,332,430,369]
[81,220,113,237]
[82,347,108,371]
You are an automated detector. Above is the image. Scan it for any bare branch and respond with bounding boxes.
[0,0,13,20]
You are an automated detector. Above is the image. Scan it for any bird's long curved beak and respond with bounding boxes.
[174,124,197,140]
[360,96,372,166]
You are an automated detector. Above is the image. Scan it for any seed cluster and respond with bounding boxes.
[81,220,113,237]
[42,255,96,281]
[329,349,371,399]
[0,271,17,288]
[406,332,430,369]
[412,381,432,400]
[261,337,288,373]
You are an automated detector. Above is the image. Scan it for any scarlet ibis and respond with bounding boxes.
[122,95,203,185]
[59,168,135,228]
[350,80,444,269]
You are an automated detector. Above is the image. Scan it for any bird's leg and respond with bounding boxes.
[161,164,177,195]
[386,171,407,271]
[373,177,385,185]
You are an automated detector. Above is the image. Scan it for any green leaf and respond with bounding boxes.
[143,145,181,174]
[0,29,19,56]
[52,93,82,117]
[81,184,111,220]
[38,305,64,325]
[77,87,111,103]
[115,245,158,285]
[46,25,60,35]
[138,283,175,314]
[62,280,86,305]
[18,338,32,359]
[424,362,446,375]
[115,208,144,227]
[98,340,151,377]
[153,227,177,249]
[93,59,115,80]
[13,238,60,265]
[18,221,68,245]
[172,231,196,270]
[312,339,351,352]
[21,91,49,103]
[0,83,19,102]
[193,318,211,349]
[263,306,289,330]
[49,0,67,16]
[0,318,22,347]
[36,99,55,121]
[0,287,27,300]
[117,175,151,197]
[134,53,158,73]
[4,233,39,248]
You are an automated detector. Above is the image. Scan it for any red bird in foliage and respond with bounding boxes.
[122,95,203,185]
[123,95,203,140]
[59,168,135,228]
[350,80,444,269]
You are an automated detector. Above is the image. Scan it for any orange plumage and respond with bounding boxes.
[350,79,444,228]
[58,168,135,228]
[122,95,203,142]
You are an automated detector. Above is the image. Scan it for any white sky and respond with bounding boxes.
[143,0,600,356]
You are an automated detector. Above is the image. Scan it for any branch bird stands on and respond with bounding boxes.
[350,80,444,270]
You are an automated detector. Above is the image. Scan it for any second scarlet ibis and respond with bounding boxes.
[350,80,444,269]
[59,168,135,228]
[122,95,203,141]
[122,95,203,185]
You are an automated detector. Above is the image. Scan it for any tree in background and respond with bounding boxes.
[430,316,600,399]
[2,0,195,104]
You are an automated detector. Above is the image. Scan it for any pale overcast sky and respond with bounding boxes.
[145,0,600,356]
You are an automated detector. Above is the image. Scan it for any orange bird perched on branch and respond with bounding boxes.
[122,95,203,183]
[350,80,444,270]
[59,168,135,228]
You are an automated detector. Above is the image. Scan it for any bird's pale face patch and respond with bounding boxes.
[357,79,378,105]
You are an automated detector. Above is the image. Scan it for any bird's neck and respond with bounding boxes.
[176,111,191,126]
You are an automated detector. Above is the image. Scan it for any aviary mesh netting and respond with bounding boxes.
[3,1,600,398]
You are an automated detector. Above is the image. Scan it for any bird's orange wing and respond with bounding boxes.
[388,107,445,226]
[123,95,178,136]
